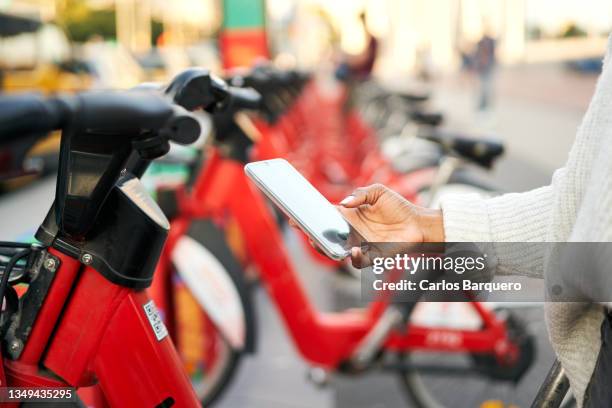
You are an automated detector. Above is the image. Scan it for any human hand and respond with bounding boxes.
[337,184,444,267]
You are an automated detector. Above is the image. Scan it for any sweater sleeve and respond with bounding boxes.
[439,170,563,278]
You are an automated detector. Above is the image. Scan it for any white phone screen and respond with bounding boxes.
[245,159,352,260]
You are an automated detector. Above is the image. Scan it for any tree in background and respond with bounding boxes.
[55,0,162,45]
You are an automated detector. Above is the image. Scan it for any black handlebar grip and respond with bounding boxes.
[164,68,231,112]
[77,91,177,132]
[228,86,262,110]
[164,105,201,145]
[0,93,68,144]
[0,91,200,147]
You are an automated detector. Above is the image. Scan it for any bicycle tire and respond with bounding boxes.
[397,309,537,408]
[172,219,256,407]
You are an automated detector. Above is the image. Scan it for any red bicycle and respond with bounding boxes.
[231,67,502,275]
[239,66,500,209]
[149,68,535,408]
[0,86,227,407]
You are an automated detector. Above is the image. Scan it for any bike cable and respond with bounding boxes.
[0,244,31,314]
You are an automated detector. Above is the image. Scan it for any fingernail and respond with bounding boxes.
[340,195,355,206]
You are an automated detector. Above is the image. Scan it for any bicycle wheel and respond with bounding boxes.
[171,220,256,407]
[397,310,536,408]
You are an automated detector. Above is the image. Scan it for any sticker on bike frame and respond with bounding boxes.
[143,300,169,341]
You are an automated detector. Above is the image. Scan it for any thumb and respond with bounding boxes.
[350,245,372,268]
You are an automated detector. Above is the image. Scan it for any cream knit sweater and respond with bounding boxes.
[440,37,612,407]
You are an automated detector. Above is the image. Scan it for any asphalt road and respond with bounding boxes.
[0,63,596,408]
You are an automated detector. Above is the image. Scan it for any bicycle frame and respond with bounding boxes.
[155,147,519,369]
[0,90,206,408]
[3,248,200,407]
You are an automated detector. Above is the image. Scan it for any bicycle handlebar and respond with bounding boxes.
[164,104,201,145]
[163,68,262,114]
[228,86,262,110]
[0,91,200,148]
[0,90,202,239]
[77,91,198,141]
[0,94,68,145]
[164,68,231,112]
[224,66,311,123]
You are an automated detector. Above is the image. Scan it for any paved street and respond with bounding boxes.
[0,63,598,408]
[434,63,593,192]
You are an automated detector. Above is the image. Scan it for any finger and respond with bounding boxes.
[350,246,372,268]
[339,184,386,208]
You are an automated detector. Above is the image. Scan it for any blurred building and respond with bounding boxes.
[1,0,610,79]
[289,0,611,77]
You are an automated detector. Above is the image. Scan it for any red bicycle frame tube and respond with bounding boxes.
[4,248,200,407]
[149,216,190,339]
[163,148,517,369]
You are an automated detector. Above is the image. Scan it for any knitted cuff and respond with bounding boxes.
[485,186,552,242]
[439,193,492,242]
[440,186,552,243]
[440,186,553,278]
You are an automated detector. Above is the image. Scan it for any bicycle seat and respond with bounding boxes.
[396,90,430,103]
[410,110,444,126]
[423,130,504,168]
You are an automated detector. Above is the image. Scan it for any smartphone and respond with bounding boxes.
[245,158,359,260]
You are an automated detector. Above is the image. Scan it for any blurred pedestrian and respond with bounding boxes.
[335,11,379,112]
[415,42,434,82]
[474,31,496,111]
[335,11,379,83]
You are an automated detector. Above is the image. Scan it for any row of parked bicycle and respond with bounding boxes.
[0,65,571,407]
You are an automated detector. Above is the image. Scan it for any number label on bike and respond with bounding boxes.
[143,300,169,341]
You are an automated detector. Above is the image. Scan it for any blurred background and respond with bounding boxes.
[0,0,607,189]
[1,0,608,87]
[0,0,610,407]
